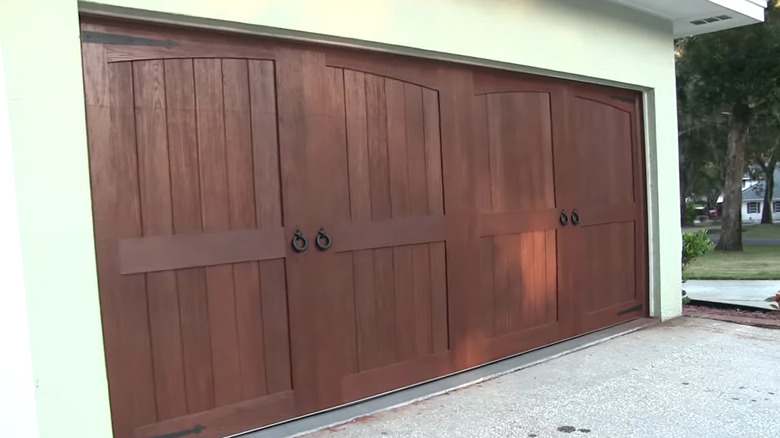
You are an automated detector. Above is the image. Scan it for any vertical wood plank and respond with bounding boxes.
[248,59,292,395]
[429,241,449,354]
[223,58,268,400]
[194,58,242,406]
[385,78,416,361]
[404,84,433,357]
[323,68,359,378]
[411,244,433,356]
[344,70,379,371]
[532,231,546,327]
[546,230,558,324]
[249,60,283,228]
[364,73,397,367]
[480,238,495,338]
[423,89,448,353]
[345,70,372,221]
[165,58,214,413]
[259,260,292,393]
[133,60,188,420]
[366,74,391,221]
[473,95,492,214]
[405,84,427,216]
[423,89,444,216]
[275,48,314,414]
[492,236,514,336]
[374,247,397,366]
[84,45,157,436]
[517,232,534,332]
[353,250,378,370]
[386,78,410,217]
[393,246,416,361]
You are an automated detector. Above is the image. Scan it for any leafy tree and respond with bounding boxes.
[747,108,780,224]
[676,4,780,250]
[676,58,727,222]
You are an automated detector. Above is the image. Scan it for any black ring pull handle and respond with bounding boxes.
[315,228,332,251]
[559,210,569,226]
[571,209,580,225]
[291,230,308,253]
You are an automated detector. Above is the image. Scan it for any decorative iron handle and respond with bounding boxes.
[571,209,580,225]
[315,228,332,251]
[291,230,308,253]
[559,210,569,226]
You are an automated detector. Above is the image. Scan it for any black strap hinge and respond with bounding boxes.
[81,31,177,49]
[151,425,206,438]
[610,95,636,104]
[617,304,643,316]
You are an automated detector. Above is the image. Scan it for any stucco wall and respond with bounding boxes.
[0,45,40,438]
[0,0,682,437]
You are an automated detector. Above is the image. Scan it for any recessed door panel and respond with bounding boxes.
[82,25,297,438]
[471,74,568,362]
[556,86,647,334]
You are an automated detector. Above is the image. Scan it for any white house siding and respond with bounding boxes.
[742,200,780,223]
[0,0,686,436]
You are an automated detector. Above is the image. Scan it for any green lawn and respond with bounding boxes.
[685,245,780,280]
[742,224,780,239]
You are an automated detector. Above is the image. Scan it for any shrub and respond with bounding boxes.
[682,230,715,272]
[681,230,714,304]
[682,203,699,226]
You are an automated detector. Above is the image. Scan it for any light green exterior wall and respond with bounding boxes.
[0,1,114,438]
[0,0,681,437]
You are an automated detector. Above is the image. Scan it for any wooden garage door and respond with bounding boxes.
[81,18,646,438]
[556,84,648,334]
[81,25,298,438]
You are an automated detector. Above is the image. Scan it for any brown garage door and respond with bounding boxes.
[81,18,646,438]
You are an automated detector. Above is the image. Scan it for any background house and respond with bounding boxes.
[742,166,780,223]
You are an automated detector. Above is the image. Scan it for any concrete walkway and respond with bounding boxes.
[684,279,780,309]
[304,318,780,438]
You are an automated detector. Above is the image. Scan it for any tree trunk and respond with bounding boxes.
[716,103,750,251]
[761,160,776,224]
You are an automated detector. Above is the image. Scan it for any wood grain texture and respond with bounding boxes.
[83,18,648,438]
[119,228,286,274]
[136,391,295,438]
[133,59,188,421]
[194,58,243,407]
[83,45,158,437]
[223,58,268,400]
[558,85,647,335]
[341,352,454,403]
[164,58,216,414]
[485,92,554,212]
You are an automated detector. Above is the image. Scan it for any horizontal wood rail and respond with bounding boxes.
[119,228,286,274]
[333,216,446,252]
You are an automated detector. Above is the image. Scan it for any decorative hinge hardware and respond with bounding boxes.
[81,31,177,49]
[151,425,206,438]
[617,304,643,316]
[610,95,636,104]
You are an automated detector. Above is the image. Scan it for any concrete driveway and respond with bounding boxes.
[304,318,780,438]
